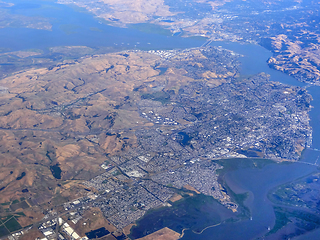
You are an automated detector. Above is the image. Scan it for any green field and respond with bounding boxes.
[5,217,21,232]
[0,225,9,238]
[0,202,10,206]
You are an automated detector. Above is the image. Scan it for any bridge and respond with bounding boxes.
[201,38,213,47]
[281,159,320,167]
[308,148,320,152]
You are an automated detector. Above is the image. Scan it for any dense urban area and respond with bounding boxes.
[0,46,313,240]
[0,0,319,239]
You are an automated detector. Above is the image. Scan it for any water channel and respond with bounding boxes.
[1,1,320,239]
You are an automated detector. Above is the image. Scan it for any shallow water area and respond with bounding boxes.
[181,161,317,240]
[2,1,320,239]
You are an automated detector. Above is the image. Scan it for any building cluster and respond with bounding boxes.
[6,46,313,239]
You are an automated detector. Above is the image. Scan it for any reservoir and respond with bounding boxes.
[2,1,320,239]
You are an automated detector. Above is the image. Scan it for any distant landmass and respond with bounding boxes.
[56,0,320,85]
[0,0,320,240]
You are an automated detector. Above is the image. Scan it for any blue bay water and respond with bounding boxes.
[2,1,320,239]
[182,162,317,240]
[209,41,320,162]
[0,0,204,52]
